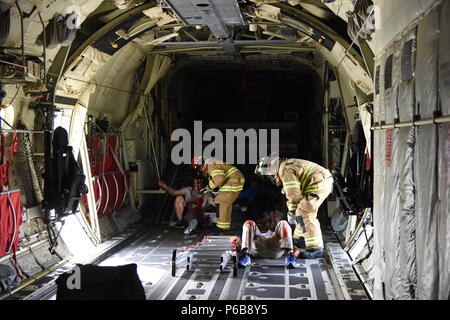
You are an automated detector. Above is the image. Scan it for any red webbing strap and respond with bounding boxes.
[108,142,129,211]
[0,133,4,164]
[0,162,8,189]
[105,173,118,213]
[111,173,119,211]
[102,176,109,215]
[0,194,9,256]
[8,192,25,280]
[0,133,18,189]
[10,133,17,156]
[96,177,105,215]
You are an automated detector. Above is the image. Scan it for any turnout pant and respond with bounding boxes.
[293,178,333,249]
[214,191,240,230]
[241,220,293,259]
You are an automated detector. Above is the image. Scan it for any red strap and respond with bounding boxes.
[0,162,9,189]
[11,251,25,281]
[11,133,18,156]
[365,148,371,170]
[0,134,5,163]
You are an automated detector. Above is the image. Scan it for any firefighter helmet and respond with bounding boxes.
[192,155,205,174]
[255,153,281,185]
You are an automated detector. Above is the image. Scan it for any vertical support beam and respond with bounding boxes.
[121,133,136,211]
[37,12,47,85]
[335,68,357,178]
[323,66,339,218]
[354,86,373,158]
[340,133,351,183]
[323,65,330,168]
[79,136,101,241]
[359,40,375,79]
[69,103,87,160]
[335,68,357,133]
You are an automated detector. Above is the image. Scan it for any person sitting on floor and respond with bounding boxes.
[235,178,279,230]
[158,179,214,230]
[229,220,301,269]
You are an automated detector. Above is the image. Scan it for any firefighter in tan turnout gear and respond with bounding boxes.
[255,155,333,259]
[192,156,245,231]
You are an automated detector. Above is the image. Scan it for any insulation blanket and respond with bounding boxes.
[373,3,450,300]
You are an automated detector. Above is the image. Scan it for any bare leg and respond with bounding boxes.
[174,196,185,222]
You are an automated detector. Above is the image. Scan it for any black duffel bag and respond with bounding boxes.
[55,263,146,300]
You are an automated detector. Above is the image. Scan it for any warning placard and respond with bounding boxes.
[386,129,392,168]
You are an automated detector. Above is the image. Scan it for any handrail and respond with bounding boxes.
[371,115,450,130]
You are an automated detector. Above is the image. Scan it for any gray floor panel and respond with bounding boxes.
[249,266,285,274]
[208,271,230,300]
[288,267,308,274]
[186,289,206,295]
[289,288,312,298]
[245,286,285,299]
[247,274,285,285]
[310,263,329,300]
[220,268,247,300]
[164,272,195,300]
[288,276,309,285]
[142,255,172,263]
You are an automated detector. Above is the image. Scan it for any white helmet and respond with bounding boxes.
[255,153,281,185]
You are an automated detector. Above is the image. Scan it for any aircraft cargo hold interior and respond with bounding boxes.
[0,0,449,303]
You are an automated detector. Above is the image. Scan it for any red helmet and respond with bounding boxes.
[192,155,205,171]
[192,155,202,167]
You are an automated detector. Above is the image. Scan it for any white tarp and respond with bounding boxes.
[87,43,147,127]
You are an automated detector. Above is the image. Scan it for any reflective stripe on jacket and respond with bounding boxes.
[205,160,245,192]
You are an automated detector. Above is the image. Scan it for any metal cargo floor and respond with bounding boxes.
[2,213,368,300]
[98,224,341,300]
